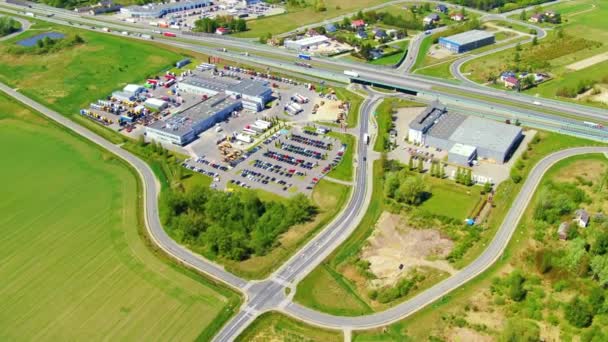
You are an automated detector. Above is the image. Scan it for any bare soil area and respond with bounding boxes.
[313,98,343,122]
[446,327,494,342]
[566,51,608,71]
[361,212,456,287]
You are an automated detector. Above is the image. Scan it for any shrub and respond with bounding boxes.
[564,296,594,328]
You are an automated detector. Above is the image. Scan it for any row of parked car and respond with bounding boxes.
[289,133,332,151]
[240,169,292,191]
[281,142,323,160]
[264,150,316,169]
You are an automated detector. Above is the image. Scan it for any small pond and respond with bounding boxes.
[17,32,65,47]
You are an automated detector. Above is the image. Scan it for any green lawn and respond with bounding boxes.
[414,59,455,79]
[236,311,343,342]
[234,0,391,38]
[0,93,239,340]
[419,179,482,220]
[326,131,356,182]
[370,40,410,66]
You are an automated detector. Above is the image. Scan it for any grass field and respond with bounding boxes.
[419,178,482,220]
[326,131,356,182]
[233,0,391,38]
[414,59,455,79]
[0,93,239,340]
[235,311,343,342]
[369,40,410,66]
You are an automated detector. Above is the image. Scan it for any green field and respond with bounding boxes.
[414,59,455,79]
[419,177,482,220]
[0,19,182,130]
[236,311,343,342]
[326,131,356,182]
[233,0,391,38]
[369,40,410,66]
[0,93,239,340]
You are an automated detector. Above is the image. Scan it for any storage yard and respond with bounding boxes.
[80,60,355,197]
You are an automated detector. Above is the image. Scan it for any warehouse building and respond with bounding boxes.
[146,94,242,146]
[408,102,523,164]
[120,0,211,18]
[284,35,330,51]
[179,75,272,112]
[439,30,495,53]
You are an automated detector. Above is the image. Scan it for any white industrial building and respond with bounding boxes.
[120,0,211,18]
[144,98,168,110]
[284,35,330,51]
[146,94,242,146]
[408,101,523,164]
[179,75,272,112]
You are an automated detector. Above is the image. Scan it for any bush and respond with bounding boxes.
[507,271,527,302]
[565,296,594,328]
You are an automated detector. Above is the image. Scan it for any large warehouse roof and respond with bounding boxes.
[440,30,495,46]
[288,35,329,47]
[448,116,522,153]
[409,100,447,131]
[227,79,271,97]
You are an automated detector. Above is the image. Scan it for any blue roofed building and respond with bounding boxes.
[438,30,495,53]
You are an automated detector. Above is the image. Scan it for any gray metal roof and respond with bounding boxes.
[426,111,466,139]
[228,79,271,97]
[447,116,522,153]
[409,100,447,132]
[148,94,240,136]
[180,75,235,93]
[440,30,495,46]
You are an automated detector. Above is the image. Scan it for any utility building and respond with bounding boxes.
[439,30,495,53]
[408,102,523,164]
[121,0,211,18]
[284,35,330,51]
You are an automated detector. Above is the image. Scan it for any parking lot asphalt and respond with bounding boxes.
[184,126,346,197]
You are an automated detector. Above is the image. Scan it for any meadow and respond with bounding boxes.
[0,93,239,340]
[236,311,343,342]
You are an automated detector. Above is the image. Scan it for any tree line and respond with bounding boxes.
[162,186,316,261]
[0,16,20,37]
[193,16,247,34]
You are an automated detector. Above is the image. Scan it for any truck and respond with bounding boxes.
[141,34,152,40]
[344,70,359,78]
[584,121,603,129]
[297,53,312,60]
[101,27,110,32]
[163,32,176,37]
[363,133,370,145]
[254,120,272,129]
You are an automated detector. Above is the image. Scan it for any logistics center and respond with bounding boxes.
[408,101,523,165]
[120,0,211,18]
[439,30,496,53]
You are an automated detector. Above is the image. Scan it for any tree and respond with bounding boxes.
[395,175,429,205]
[565,296,594,328]
[519,9,527,21]
[515,42,522,51]
[514,51,521,63]
[408,155,414,171]
[557,26,564,39]
[384,172,400,198]
[592,232,608,255]
[532,36,538,46]
[483,181,492,194]
[341,17,351,28]
[500,318,539,342]
[440,164,446,179]
[507,271,527,302]
[563,238,589,275]
[417,157,424,173]
[591,255,608,287]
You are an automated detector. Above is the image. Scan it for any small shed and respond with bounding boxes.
[123,84,144,96]
[144,97,168,110]
[448,143,477,166]
[176,58,191,68]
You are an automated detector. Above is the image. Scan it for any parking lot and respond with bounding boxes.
[183,126,347,197]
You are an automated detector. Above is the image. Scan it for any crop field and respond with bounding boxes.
[236,312,343,342]
[0,94,238,340]
[0,20,181,116]
[233,0,391,38]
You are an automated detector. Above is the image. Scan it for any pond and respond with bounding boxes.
[17,32,65,47]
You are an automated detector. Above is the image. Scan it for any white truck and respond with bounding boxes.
[344,70,359,78]
[363,133,370,145]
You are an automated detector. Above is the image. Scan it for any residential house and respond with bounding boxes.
[424,13,440,26]
[504,76,519,89]
[529,13,544,23]
[355,30,368,39]
[450,13,465,21]
[558,222,570,240]
[370,48,383,59]
[500,71,516,81]
[351,19,366,29]
[435,4,448,13]
[575,209,590,228]
[545,10,556,18]
[373,28,388,40]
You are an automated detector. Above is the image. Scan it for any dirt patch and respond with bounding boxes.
[361,212,456,287]
[446,327,494,342]
[313,98,343,122]
[566,51,608,71]
[428,44,455,60]
[464,292,505,332]
[554,158,606,183]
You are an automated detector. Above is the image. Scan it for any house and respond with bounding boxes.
[386,29,398,37]
[558,222,570,240]
[450,13,465,21]
[435,4,448,13]
[529,13,544,23]
[215,27,230,35]
[355,30,368,39]
[351,19,366,29]
[504,76,519,89]
[370,48,383,59]
[575,209,590,228]
[373,28,388,40]
[424,13,440,26]
[325,23,337,33]
[500,71,516,81]
[307,28,318,36]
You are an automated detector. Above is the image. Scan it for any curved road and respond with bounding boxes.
[0,15,30,41]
